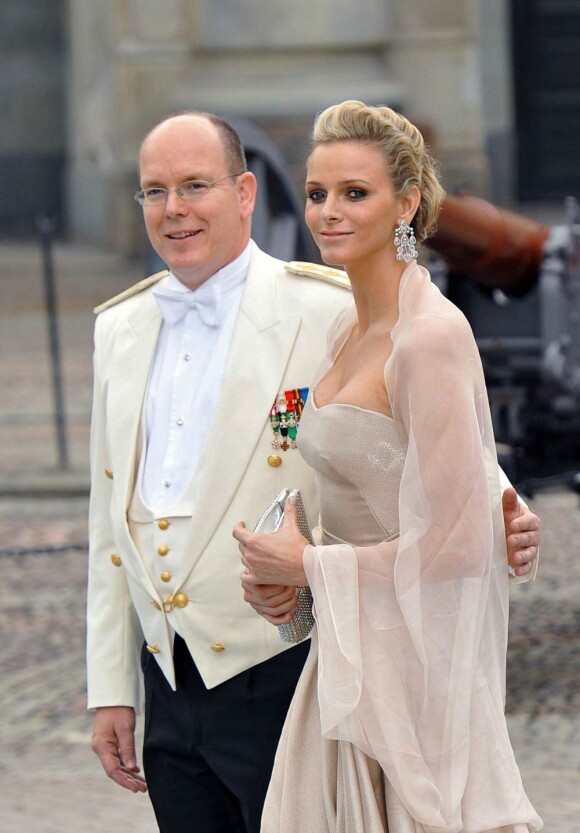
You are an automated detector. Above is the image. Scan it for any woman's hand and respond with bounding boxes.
[241,572,299,624]
[233,495,310,587]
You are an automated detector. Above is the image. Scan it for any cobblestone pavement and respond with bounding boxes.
[0,241,156,830]
[1,242,579,831]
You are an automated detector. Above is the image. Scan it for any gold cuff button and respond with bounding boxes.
[158,519,170,530]
[104,467,114,479]
[146,643,161,654]
[267,454,282,468]
[173,592,189,609]
[110,553,122,567]
[157,544,170,556]
[160,571,171,583]
[211,642,226,653]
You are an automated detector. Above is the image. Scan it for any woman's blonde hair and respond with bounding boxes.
[311,100,445,243]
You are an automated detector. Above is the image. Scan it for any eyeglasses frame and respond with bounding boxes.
[134,171,246,207]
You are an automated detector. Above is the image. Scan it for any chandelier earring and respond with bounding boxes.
[394,219,418,262]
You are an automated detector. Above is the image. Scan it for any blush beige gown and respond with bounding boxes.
[261,264,542,833]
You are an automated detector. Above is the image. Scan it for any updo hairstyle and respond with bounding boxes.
[311,100,445,243]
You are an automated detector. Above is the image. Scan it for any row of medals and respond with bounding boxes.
[270,388,309,452]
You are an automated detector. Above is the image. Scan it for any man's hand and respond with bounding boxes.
[92,706,147,793]
[502,487,540,578]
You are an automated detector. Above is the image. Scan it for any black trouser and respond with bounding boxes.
[142,635,309,833]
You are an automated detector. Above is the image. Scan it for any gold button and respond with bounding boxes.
[157,544,170,556]
[267,454,282,467]
[146,643,161,654]
[104,467,114,479]
[152,600,162,611]
[110,553,122,567]
[211,642,226,653]
[173,592,189,609]
[160,571,171,583]
[158,519,170,530]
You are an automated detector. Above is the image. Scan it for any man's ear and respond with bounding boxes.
[238,171,258,219]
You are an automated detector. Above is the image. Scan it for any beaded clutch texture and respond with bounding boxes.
[253,489,315,643]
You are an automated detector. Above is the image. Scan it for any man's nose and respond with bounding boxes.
[164,189,189,216]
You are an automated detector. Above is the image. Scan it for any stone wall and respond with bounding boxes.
[0,1,66,235]
[66,0,514,253]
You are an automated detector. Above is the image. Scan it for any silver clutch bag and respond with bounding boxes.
[253,488,315,643]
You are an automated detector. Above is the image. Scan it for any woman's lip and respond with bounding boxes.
[319,231,352,237]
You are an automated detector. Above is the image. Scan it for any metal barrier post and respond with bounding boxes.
[36,215,69,470]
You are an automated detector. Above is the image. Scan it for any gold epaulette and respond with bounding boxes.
[93,269,169,314]
[285,261,351,291]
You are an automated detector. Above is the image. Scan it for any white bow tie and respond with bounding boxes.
[153,283,222,328]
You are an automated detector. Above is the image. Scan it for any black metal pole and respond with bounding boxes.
[37,215,69,470]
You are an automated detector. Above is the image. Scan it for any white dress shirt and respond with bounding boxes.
[140,242,252,512]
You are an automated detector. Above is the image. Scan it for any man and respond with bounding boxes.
[88,112,540,833]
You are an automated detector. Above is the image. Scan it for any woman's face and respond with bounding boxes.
[305,140,405,270]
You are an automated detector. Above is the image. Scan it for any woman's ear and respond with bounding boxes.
[399,185,421,224]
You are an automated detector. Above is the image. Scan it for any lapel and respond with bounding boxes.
[107,292,163,514]
[177,245,302,577]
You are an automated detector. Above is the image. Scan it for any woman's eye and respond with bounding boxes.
[307,190,326,203]
[347,188,367,200]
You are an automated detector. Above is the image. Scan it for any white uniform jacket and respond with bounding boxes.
[86,244,350,711]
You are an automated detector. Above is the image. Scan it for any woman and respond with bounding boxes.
[234,100,542,832]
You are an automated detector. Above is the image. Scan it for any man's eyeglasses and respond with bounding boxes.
[135,172,245,207]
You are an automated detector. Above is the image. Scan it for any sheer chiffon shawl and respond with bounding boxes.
[302,264,541,832]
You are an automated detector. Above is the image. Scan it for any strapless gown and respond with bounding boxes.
[260,396,535,833]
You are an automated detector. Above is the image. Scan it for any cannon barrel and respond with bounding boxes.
[426,193,550,295]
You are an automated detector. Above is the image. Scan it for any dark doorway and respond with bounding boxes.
[511,0,580,201]
[0,2,66,236]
